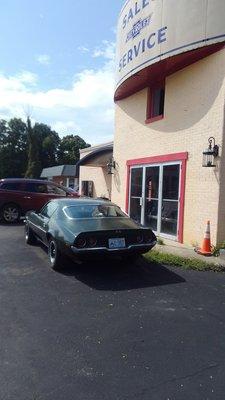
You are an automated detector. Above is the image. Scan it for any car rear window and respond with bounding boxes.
[40,202,58,218]
[63,205,127,219]
[0,182,23,191]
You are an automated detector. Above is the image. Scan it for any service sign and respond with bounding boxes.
[116,0,225,89]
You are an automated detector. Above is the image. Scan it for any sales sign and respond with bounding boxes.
[116,0,225,89]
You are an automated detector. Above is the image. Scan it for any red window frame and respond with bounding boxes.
[145,80,165,124]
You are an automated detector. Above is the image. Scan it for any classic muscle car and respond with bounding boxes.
[25,198,157,269]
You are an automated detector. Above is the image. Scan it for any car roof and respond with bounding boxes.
[0,178,57,185]
[51,198,117,207]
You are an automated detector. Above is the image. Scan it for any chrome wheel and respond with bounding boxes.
[25,225,29,241]
[48,239,63,270]
[2,205,20,223]
[49,240,56,265]
[25,223,36,245]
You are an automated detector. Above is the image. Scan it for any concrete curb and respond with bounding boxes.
[154,241,225,267]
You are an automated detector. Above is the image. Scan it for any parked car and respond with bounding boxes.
[25,198,157,269]
[66,187,79,196]
[0,178,79,223]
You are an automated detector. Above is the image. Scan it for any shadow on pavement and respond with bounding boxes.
[58,256,186,291]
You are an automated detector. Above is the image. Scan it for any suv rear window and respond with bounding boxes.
[0,182,23,191]
[47,184,67,196]
[25,182,48,193]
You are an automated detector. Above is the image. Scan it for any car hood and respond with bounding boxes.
[66,217,141,235]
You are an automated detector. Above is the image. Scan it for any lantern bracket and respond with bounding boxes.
[202,137,219,167]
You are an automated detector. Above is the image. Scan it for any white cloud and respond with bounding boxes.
[16,71,38,85]
[0,66,114,112]
[52,120,80,135]
[0,71,37,93]
[0,41,116,144]
[36,54,51,65]
[92,41,116,61]
[77,46,90,53]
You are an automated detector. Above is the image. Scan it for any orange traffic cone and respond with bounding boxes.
[196,221,213,256]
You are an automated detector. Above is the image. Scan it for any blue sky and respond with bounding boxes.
[0,0,124,144]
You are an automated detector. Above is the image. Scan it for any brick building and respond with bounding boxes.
[110,0,225,246]
[78,142,113,199]
[41,165,78,190]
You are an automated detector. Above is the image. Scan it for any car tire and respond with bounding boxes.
[48,238,63,270]
[25,223,36,245]
[1,203,21,223]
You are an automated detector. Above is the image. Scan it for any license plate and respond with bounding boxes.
[108,238,126,249]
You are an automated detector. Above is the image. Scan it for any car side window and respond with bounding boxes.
[25,183,48,193]
[47,184,67,196]
[40,202,58,218]
[0,182,23,191]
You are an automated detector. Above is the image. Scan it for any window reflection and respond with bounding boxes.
[131,168,143,197]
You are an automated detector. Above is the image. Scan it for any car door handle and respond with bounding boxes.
[23,196,31,199]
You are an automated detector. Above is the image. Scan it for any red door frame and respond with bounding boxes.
[125,152,188,243]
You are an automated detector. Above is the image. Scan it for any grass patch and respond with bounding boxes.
[157,237,165,246]
[144,250,225,272]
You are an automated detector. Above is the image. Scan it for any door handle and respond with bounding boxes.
[139,197,144,206]
[23,196,31,199]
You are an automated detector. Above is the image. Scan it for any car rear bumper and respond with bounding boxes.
[71,241,157,257]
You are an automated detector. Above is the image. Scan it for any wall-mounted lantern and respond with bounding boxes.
[202,137,219,167]
[107,158,116,175]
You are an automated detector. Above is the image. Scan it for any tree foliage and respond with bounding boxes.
[25,118,42,178]
[0,117,90,179]
[57,135,90,165]
[33,123,60,168]
[0,118,27,178]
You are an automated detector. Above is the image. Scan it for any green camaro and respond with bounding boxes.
[25,198,157,269]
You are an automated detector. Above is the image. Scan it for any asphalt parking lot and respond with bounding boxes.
[0,224,225,400]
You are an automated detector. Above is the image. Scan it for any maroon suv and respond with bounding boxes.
[0,178,78,223]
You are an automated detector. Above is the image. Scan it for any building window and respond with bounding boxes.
[81,181,93,197]
[146,81,165,123]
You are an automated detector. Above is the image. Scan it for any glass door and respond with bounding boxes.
[144,166,160,231]
[160,164,180,236]
[129,168,143,224]
[129,163,181,239]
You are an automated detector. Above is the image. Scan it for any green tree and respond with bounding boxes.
[33,123,60,168]
[25,117,42,178]
[0,118,27,178]
[0,117,90,179]
[57,135,90,165]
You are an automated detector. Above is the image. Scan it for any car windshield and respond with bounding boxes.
[63,204,127,219]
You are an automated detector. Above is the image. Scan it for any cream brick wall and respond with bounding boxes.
[79,166,112,199]
[79,142,113,199]
[111,49,225,245]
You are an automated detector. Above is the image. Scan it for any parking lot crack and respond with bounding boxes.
[150,362,221,390]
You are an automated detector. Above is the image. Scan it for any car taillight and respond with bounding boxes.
[88,237,97,247]
[137,234,144,244]
[76,237,86,248]
[145,235,153,243]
